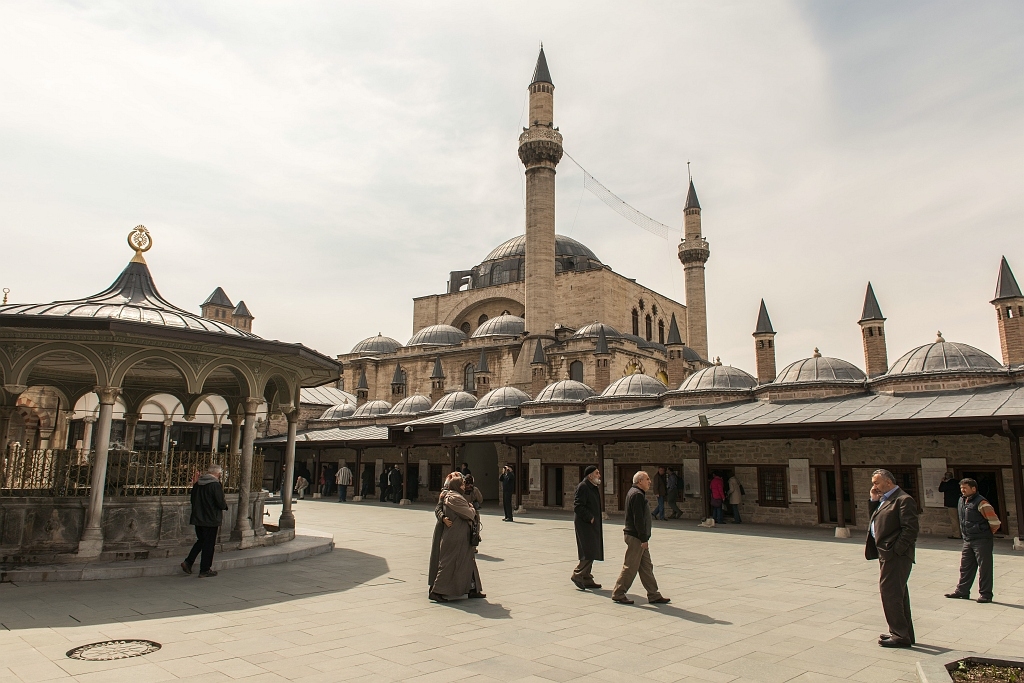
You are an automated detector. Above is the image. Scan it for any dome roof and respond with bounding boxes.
[476,386,532,409]
[407,324,467,347]
[389,394,432,415]
[775,351,866,384]
[351,333,402,355]
[887,337,1003,375]
[471,315,525,338]
[319,403,356,419]
[534,380,597,403]
[431,391,479,412]
[573,322,623,340]
[352,400,391,417]
[483,234,600,264]
[680,346,705,362]
[601,374,668,397]
[679,365,757,391]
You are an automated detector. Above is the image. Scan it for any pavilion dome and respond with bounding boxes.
[476,386,532,409]
[534,380,597,403]
[679,365,757,391]
[601,374,668,397]
[471,315,525,338]
[482,234,600,264]
[351,334,402,355]
[775,351,866,384]
[407,324,467,347]
[886,335,1003,375]
[431,391,478,412]
[351,400,391,417]
[319,403,356,419]
[572,322,623,340]
[389,394,432,415]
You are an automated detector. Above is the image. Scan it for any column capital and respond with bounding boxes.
[3,384,28,395]
[94,386,121,405]
[286,410,299,425]
[242,397,262,415]
[163,418,174,427]
[83,416,98,425]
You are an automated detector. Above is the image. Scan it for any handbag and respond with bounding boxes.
[468,521,482,547]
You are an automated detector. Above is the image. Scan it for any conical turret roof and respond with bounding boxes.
[859,283,885,322]
[595,326,610,355]
[684,179,700,211]
[356,367,368,391]
[391,363,405,385]
[203,287,233,307]
[531,46,552,85]
[430,356,445,380]
[233,300,252,318]
[477,348,490,373]
[753,300,775,335]
[993,256,1023,301]
[666,313,683,345]
[531,339,547,364]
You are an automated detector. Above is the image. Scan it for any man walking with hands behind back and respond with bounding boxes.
[611,471,669,605]
[865,469,919,648]
[571,466,604,590]
[945,478,1000,603]
[181,464,228,578]
[499,465,516,521]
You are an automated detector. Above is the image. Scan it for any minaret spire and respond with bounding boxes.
[678,171,710,359]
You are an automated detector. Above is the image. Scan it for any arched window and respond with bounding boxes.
[460,322,471,335]
[645,314,653,341]
[632,309,640,336]
[658,319,665,344]
[464,364,475,392]
[569,360,584,382]
[478,314,489,326]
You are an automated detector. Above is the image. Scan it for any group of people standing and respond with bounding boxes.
[649,466,743,525]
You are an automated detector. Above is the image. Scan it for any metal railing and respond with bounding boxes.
[1,444,264,497]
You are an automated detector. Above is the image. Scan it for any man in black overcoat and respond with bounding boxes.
[571,466,604,590]
[499,464,516,521]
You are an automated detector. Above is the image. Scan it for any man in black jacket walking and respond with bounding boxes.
[181,464,229,578]
[572,466,604,590]
[499,465,516,521]
[389,465,404,503]
[611,470,669,605]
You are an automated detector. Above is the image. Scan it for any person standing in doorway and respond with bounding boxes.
[866,468,919,648]
[945,478,1000,603]
[938,472,962,539]
[611,471,669,605]
[709,472,726,524]
[652,466,667,521]
[726,473,743,524]
[389,465,404,503]
[336,462,353,502]
[666,468,682,519]
[181,464,228,578]
[499,464,516,521]
[319,464,330,498]
[379,466,390,502]
[361,465,374,498]
[571,466,604,590]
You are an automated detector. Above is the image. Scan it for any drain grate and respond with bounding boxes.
[66,640,161,661]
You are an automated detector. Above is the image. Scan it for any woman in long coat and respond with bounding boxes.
[571,465,604,590]
[428,474,456,590]
[430,473,485,602]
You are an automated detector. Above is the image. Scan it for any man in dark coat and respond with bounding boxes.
[499,465,516,521]
[945,478,1001,603]
[181,464,229,578]
[866,469,919,648]
[572,466,604,590]
[379,466,389,502]
[389,465,404,503]
[937,472,962,539]
[361,465,374,497]
[611,470,669,605]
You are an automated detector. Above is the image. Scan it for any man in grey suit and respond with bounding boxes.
[865,469,920,648]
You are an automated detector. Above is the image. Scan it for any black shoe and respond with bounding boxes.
[977,596,992,603]
[198,570,218,578]
[180,561,193,575]
[879,638,912,648]
[468,591,487,599]
[571,578,587,591]
[945,592,970,599]
[429,592,448,603]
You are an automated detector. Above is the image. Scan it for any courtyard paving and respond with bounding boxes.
[1,499,1023,683]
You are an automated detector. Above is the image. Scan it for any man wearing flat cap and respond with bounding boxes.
[572,466,604,590]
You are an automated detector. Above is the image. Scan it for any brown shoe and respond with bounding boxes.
[584,582,602,589]
[612,596,634,605]
[180,561,192,575]
[571,578,587,590]
[649,597,671,604]
[429,592,448,602]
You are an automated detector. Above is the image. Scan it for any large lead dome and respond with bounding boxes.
[470,234,603,289]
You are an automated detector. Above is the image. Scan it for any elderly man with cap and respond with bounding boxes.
[572,465,604,590]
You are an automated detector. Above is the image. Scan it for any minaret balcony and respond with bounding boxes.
[678,237,710,265]
[518,127,563,169]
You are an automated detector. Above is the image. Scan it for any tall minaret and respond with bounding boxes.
[519,46,562,340]
[678,178,710,359]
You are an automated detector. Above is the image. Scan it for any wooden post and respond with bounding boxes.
[597,442,606,514]
[832,436,850,538]
[1006,424,1024,549]
[353,447,363,501]
[515,443,523,510]
[401,447,411,504]
[697,440,709,521]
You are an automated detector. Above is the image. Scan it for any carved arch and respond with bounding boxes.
[110,349,199,393]
[12,342,108,387]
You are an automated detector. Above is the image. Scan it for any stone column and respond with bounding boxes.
[0,405,16,454]
[352,448,363,502]
[400,447,411,505]
[123,413,140,451]
[81,416,97,453]
[211,422,222,453]
[1007,426,1024,551]
[697,441,709,522]
[160,418,172,453]
[278,411,298,529]
[597,443,607,518]
[515,443,524,512]
[53,410,74,449]
[78,386,120,557]
[832,437,850,538]
[233,398,260,546]
[229,414,242,456]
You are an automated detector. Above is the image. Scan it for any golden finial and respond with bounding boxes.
[127,225,152,264]
[2,288,8,305]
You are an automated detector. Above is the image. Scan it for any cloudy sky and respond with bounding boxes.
[2,1,1022,373]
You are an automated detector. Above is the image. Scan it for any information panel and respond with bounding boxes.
[419,459,429,486]
[788,458,811,503]
[920,457,948,508]
[683,459,700,497]
[604,458,615,496]
[529,458,542,491]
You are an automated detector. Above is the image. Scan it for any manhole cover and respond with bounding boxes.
[66,640,161,661]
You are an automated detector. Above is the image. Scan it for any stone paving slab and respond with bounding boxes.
[0,500,1021,682]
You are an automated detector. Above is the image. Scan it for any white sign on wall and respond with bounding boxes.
[788,459,811,503]
[683,459,700,497]
[529,458,542,491]
[604,458,615,496]
[419,459,429,486]
[921,458,948,508]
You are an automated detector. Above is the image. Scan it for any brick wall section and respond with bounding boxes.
[860,321,889,377]
[996,297,1024,367]
[754,334,777,383]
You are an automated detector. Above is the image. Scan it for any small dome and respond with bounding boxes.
[319,403,356,419]
[352,400,391,417]
[572,322,623,340]
[351,333,402,355]
[680,346,705,362]
[680,365,757,391]
[775,351,866,384]
[407,324,467,347]
[887,336,1003,375]
[601,374,668,397]
[534,380,597,403]
[431,391,478,412]
[476,386,532,409]
[471,314,525,338]
[389,394,432,415]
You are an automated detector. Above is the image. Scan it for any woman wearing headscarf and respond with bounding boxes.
[430,472,486,602]
[428,473,457,591]
[464,474,484,510]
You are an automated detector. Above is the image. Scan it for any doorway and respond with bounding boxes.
[957,468,1006,532]
[817,468,854,524]
[618,464,643,509]
[462,442,499,501]
[545,466,564,507]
